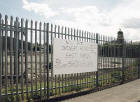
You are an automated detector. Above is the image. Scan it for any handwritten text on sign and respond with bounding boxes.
[53,38,98,74]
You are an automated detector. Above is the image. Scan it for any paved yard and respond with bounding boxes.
[62,79,140,102]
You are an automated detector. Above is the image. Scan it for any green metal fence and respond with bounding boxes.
[0,14,140,102]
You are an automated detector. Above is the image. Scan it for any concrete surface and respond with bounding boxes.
[62,79,140,102]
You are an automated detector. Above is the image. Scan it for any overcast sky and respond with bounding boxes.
[0,0,140,41]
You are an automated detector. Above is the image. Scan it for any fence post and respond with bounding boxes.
[0,14,2,101]
[96,33,99,88]
[46,23,50,100]
[138,44,140,79]
[121,41,126,84]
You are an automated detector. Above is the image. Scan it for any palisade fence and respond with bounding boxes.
[0,14,140,102]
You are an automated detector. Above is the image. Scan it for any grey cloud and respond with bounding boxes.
[123,18,140,29]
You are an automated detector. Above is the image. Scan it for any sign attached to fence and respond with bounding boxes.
[53,38,98,74]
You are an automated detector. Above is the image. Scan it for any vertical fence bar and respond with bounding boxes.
[117,41,120,82]
[101,36,103,84]
[86,73,88,88]
[104,36,107,85]
[81,31,84,88]
[46,23,50,100]
[110,37,113,83]
[44,23,47,98]
[130,42,132,79]
[79,30,81,41]
[132,43,134,79]
[25,19,29,100]
[61,26,63,39]
[64,74,66,93]
[4,15,8,99]
[98,34,101,86]
[82,73,84,89]
[113,37,116,83]
[129,42,131,79]
[58,26,60,38]
[85,31,87,42]
[64,27,66,39]
[30,20,33,98]
[74,73,76,89]
[39,22,42,98]
[77,73,78,89]
[105,36,107,84]
[87,32,89,42]
[86,32,89,88]
[51,24,53,96]
[127,43,129,80]
[61,74,64,93]
[72,61,75,89]
[84,73,86,88]
[70,28,72,40]
[107,36,109,84]
[54,26,57,96]
[21,18,24,100]
[138,44,140,79]
[10,16,14,100]
[2,20,4,77]
[70,74,72,91]
[109,37,111,83]
[57,26,60,95]
[74,29,76,40]
[122,41,125,84]
[80,73,81,89]
[61,26,63,95]
[35,21,38,96]
[55,75,57,96]
[96,33,99,88]
[82,31,84,42]
[54,25,57,38]
[18,21,20,81]
[77,29,78,41]
[131,44,134,79]
[1,20,4,93]
[68,74,70,92]
[0,14,2,101]
[102,35,104,86]
[58,74,60,95]
[67,27,69,40]
[63,27,67,93]
[103,35,105,86]
[91,34,94,87]
[109,36,111,83]
[15,17,19,101]
[131,42,133,79]
[80,31,82,88]
[131,43,133,79]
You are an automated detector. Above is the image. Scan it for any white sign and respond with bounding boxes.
[53,38,98,74]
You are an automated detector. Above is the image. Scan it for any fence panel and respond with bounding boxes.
[0,14,139,102]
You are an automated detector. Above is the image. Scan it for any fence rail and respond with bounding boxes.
[0,14,140,102]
